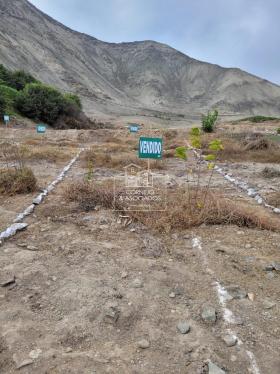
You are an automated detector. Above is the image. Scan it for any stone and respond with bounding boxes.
[1,276,16,287]
[225,285,247,300]
[169,292,176,298]
[245,243,252,249]
[29,349,42,359]
[15,359,33,370]
[137,339,150,349]
[208,361,226,374]
[248,293,255,301]
[26,245,39,251]
[263,300,276,310]
[201,306,216,323]
[103,304,120,324]
[222,334,237,347]
[177,322,190,334]
[266,272,275,279]
[121,271,128,279]
[273,262,280,272]
[65,347,73,353]
[131,279,143,288]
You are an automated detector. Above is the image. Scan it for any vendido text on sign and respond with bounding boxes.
[139,137,162,159]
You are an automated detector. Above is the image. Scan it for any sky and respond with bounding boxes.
[29,0,280,84]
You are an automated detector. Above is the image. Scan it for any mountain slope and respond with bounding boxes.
[1,0,280,120]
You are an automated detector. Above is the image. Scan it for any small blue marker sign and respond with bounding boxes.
[129,124,139,133]
[37,124,46,133]
[3,115,10,124]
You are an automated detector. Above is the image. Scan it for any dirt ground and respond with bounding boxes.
[0,122,280,374]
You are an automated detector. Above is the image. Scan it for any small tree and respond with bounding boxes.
[16,83,66,125]
[202,110,218,133]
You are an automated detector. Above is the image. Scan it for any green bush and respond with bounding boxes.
[0,64,37,91]
[16,83,66,124]
[202,110,218,133]
[240,116,279,123]
[64,93,82,109]
[0,85,19,113]
[0,92,6,119]
[277,128,280,134]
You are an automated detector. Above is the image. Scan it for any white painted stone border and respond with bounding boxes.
[0,149,83,244]
[190,146,280,215]
[192,236,261,374]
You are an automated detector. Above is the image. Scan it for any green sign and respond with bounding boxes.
[37,124,46,133]
[139,137,162,159]
[129,124,139,133]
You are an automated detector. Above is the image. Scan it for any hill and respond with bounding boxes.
[1,0,280,122]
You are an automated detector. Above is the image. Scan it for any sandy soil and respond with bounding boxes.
[0,124,279,374]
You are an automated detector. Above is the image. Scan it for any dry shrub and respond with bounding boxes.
[0,167,37,195]
[64,182,280,232]
[19,145,73,162]
[262,167,280,178]
[244,137,275,151]
[83,148,166,170]
[207,136,280,163]
[164,130,178,140]
[265,192,280,208]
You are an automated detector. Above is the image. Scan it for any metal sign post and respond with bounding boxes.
[36,124,46,145]
[3,115,10,128]
[129,124,139,133]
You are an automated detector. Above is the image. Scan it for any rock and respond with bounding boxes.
[15,359,33,370]
[26,245,39,251]
[29,349,42,359]
[121,271,128,279]
[131,278,143,288]
[248,293,255,301]
[141,235,163,258]
[1,275,16,287]
[103,304,120,324]
[177,322,190,334]
[222,334,237,347]
[208,361,226,374]
[201,306,216,323]
[273,263,280,272]
[169,292,176,299]
[266,272,275,279]
[264,265,275,271]
[65,347,73,353]
[263,300,276,310]
[245,244,252,249]
[225,285,247,300]
[137,339,150,349]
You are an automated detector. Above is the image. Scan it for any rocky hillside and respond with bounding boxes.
[1,0,280,120]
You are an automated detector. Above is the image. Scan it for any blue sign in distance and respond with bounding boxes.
[129,124,139,133]
[37,124,46,133]
[3,115,10,123]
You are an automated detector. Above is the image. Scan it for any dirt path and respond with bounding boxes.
[0,131,280,373]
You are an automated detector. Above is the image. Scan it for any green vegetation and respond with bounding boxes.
[239,115,279,123]
[202,110,218,133]
[0,64,89,128]
[277,128,280,134]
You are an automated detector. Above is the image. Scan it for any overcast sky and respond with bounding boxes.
[29,0,280,84]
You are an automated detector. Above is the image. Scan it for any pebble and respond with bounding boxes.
[29,349,42,359]
[263,300,276,310]
[131,279,143,288]
[26,245,39,251]
[169,292,176,298]
[121,272,128,279]
[15,359,33,370]
[225,285,247,300]
[248,292,255,301]
[208,361,226,374]
[222,334,237,347]
[177,321,190,334]
[245,244,252,249]
[137,339,150,349]
[201,306,217,323]
[65,347,73,353]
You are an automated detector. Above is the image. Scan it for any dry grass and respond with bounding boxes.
[64,182,280,232]
[265,192,280,208]
[83,147,166,170]
[0,167,37,195]
[262,167,280,179]
[201,133,280,163]
[19,145,74,162]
